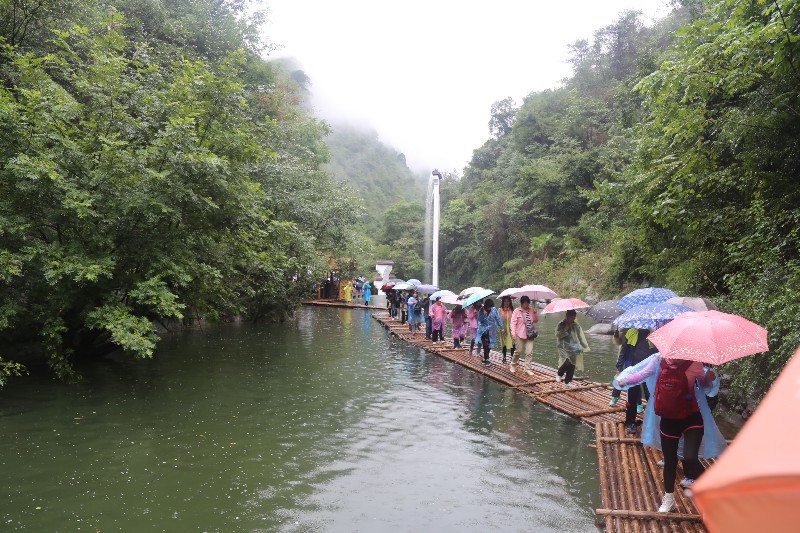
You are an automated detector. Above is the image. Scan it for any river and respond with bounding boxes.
[0,307,623,532]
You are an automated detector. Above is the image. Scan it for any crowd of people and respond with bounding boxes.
[378,285,727,515]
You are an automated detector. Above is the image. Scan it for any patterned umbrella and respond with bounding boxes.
[585,299,624,323]
[617,287,678,310]
[541,298,590,314]
[648,310,769,365]
[666,296,718,312]
[612,302,693,330]
[415,284,440,294]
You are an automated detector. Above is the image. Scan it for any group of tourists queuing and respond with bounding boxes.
[383,287,728,515]
[342,278,371,305]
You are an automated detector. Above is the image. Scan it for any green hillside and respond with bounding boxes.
[325,123,427,231]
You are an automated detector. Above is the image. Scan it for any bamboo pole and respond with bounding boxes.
[626,431,666,533]
[642,446,681,533]
[616,422,643,533]
[595,423,616,533]
[574,406,623,418]
[599,437,641,444]
[516,377,559,386]
[535,383,610,395]
[596,509,703,522]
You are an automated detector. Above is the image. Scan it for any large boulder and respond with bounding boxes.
[587,323,615,335]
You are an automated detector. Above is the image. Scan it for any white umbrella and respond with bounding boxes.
[459,288,495,308]
[500,284,559,300]
[459,286,486,297]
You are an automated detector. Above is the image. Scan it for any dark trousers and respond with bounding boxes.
[425,316,432,339]
[557,359,575,383]
[624,383,651,424]
[501,346,515,363]
[481,333,491,362]
[469,339,476,354]
[625,384,642,425]
[661,413,705,492]
[453,337,461,348]
[432,327,443,342]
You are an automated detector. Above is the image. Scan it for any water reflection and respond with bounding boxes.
[0,307,603,532]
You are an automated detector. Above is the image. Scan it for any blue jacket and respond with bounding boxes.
[476,307,503,345]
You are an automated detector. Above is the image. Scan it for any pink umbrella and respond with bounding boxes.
[647,310,768,365]
[541,298,590,314]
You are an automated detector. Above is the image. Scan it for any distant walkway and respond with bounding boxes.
[303,299,373,310]
[370,311,712,533]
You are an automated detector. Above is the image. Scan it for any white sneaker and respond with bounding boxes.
[680,478,695,488]
[509,365,517,373]
[525,369,534,376]
[658,492,676,513]
[555,374,562,383]
[656,458,664,468]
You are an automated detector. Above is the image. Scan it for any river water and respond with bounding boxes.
[0,307,622,532]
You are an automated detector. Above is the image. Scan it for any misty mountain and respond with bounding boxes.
[324,122,427,230]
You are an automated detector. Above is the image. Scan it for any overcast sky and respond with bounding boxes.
[263,0,671,174]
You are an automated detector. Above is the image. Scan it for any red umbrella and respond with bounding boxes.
[692,347,800,532]
[380,282,395,291]
[541,298,590,314]
[647,310,768,365]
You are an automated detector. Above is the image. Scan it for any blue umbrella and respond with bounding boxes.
[415,284,440,295]
[406,279,422,287]
[612,302,693,330]
[458,288,495,308]
[617,287,678,310]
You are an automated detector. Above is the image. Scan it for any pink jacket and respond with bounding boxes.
[511,306,539,339]
[430,301,448,329]
[466,307,479,330]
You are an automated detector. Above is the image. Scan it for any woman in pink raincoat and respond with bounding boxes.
[448,304,467,348]
[429,297,448,344]
[466,301,481,355]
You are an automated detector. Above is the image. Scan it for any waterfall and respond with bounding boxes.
[423,175,433,284]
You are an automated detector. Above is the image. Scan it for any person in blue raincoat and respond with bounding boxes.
[475,299,503,367]
[363,280,371,306]
[614,353,727,513]
[406,291,422,335]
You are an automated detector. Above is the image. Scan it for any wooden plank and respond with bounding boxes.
[596,509,703,522]
[535,383,610,395]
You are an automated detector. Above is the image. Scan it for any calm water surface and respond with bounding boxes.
[0,307,621,532]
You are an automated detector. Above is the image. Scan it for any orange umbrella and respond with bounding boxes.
[693,347,800,532]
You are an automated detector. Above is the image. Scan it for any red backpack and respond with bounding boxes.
[654,359,695,419]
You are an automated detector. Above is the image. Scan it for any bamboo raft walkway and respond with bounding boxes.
[303,299,374,310]
[368,310,713,533]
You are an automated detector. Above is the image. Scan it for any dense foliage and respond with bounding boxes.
[414,1,800,403]
[0,0,361,380]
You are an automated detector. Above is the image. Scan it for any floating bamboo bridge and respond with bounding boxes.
[303,300,715,532]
